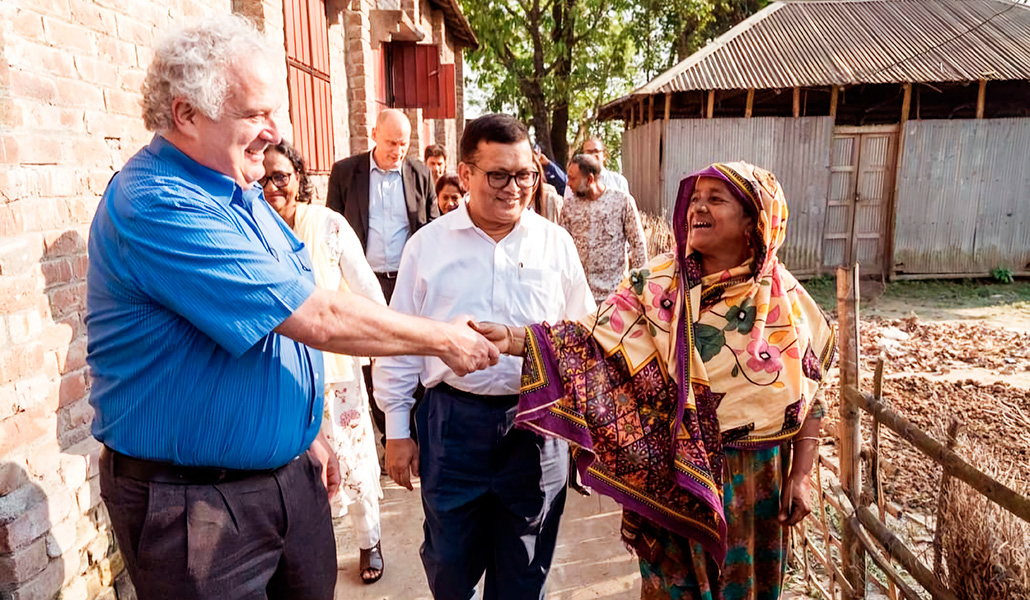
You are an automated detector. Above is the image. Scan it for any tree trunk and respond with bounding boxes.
[549,0,576,166]
[550,105,569,167]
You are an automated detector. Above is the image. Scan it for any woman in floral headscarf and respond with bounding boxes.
[477,162,836,599]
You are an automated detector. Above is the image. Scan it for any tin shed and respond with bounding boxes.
[601,0,1030,278]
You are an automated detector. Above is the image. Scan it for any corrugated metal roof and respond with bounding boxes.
[606,0,1030,106]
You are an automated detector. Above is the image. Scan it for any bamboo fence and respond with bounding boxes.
[789,265,1030,599]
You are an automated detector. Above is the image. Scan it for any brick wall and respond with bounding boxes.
[343,0,376,155]
[1,0,467,594]
[0,1,284,598]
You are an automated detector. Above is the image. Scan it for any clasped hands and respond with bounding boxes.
[441,317,523,375]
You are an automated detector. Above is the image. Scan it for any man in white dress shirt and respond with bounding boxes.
[374,114,595,600]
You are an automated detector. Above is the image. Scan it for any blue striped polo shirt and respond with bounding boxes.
[86,135,324,470]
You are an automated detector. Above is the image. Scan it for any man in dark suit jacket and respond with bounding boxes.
[326,108,437,448]
[326,108,438,303]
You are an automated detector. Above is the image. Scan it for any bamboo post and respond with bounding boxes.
[900,83,912,126]
[830,86,839,119]
[933,418,964,577]
[793,87,801,118]
[664,93,672,120]
[871,356,896,600]
[801,521,812,591]
[836,265,866,599]
[706,90,715,118]
[648,95,655,123]
[815,459,837,598]
[976,79,986,119]
[745,88,755,118]
[871,356,884,505]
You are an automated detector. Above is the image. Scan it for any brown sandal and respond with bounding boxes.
[359,541,384,584]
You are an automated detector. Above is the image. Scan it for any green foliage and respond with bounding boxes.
[627,0,769,75]
[460,0,637,164]
[800,276,1030,314]
[992,266,1015,284]
[801,275,836,313]
[460,0,767,166]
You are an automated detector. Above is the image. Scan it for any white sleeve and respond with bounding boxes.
[332,213,387,306]
[371,238,424,439]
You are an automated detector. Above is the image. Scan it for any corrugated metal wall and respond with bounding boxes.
[653,117,835,276]
[621,120,665,215]
[894,118,1030,277]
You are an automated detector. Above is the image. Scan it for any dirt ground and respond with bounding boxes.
[332,279,1030,599]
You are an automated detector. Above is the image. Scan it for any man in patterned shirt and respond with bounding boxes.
[561,153,649,303]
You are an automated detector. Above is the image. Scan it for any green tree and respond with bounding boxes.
[628,0,767,77]
[461,0,765,166]
[460,0,636,166]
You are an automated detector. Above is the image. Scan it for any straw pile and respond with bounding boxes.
[640,212,674,257]
[939,443,1030,600]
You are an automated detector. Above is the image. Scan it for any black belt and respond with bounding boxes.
[375,271,398,280]
[435,382,519,407]
[105,447,282,485]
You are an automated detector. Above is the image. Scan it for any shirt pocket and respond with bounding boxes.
[285,240,313,276]
[515,267,564,322]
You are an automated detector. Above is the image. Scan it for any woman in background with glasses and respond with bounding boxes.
[261,141,388,585]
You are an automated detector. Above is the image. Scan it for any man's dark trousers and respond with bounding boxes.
[99,449,336,600]
[416,384,568,600]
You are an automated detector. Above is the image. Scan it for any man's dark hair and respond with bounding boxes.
[267,140,314,203]
[424,143,446,161]
[569,154,602,179]
[460,114,529,164]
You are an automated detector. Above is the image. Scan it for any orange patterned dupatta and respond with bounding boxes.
[515,162,836,565]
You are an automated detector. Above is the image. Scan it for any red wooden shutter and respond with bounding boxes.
[388,43,442,112]
[424,63,455,120]
[284,0,335,172]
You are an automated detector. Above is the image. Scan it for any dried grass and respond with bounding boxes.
[640,211,674,257]
[939,440,1030,600]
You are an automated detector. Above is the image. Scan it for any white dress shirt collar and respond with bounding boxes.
[446,198,528,239]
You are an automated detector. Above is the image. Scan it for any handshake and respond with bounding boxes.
[437,317,528,376]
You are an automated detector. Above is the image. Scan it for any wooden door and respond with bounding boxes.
[822,126,898,276]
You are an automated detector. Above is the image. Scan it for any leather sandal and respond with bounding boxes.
[359,541,384,584]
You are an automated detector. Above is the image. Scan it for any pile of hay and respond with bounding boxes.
[939,443,1030,600]
[640,212,674,257]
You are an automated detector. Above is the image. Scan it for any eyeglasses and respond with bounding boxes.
[467,164,540,190]
[259,172,293,188]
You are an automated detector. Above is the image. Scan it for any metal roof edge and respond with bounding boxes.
[599,2,787,114]
[650,2,788,94]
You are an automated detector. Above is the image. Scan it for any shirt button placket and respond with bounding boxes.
[492,241,505,314]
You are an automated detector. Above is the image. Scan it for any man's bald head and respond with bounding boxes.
[371,109,412,170]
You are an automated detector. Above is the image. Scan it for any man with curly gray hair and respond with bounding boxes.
[86,15,498,600]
